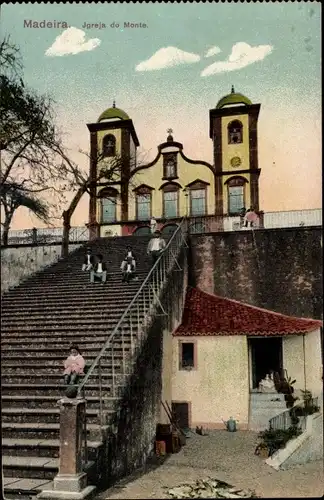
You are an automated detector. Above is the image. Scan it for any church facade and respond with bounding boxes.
[87,87,261,238]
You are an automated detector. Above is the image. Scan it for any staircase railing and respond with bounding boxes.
[77,218,188,452]
[269,397,319,432]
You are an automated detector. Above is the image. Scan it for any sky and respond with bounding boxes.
[1,1,322,229]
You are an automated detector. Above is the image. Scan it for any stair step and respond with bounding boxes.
[1,395,118,409]
[2,437,102,458]
[2,421,101,440]
[3,476,53,497]
[1,407,111,424]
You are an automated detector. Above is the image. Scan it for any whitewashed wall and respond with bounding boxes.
[172,336,249,429]
[1,244,82,294]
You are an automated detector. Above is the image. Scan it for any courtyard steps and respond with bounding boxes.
[249,391,287,431]
[1,235,156,497]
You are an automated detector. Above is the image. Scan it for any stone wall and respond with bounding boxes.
[98,245,188,487]
[189,227,323,320]
[1,243,83,294]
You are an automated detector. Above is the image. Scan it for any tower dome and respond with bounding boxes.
[216,86,252,109]
[97,101,130,122]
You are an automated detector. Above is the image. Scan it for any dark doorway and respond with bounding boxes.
[171,402,189,429]
[249,337,283,389]
[161,224,178,236]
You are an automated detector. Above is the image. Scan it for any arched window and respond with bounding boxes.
[134,185,153,221]
[98,187,118,223]
[228,120,243,144]
[133,226,151,236]
[226,177,248,215]
[102,134,116,157]
[162,184,179,218]
[187,181,208,216]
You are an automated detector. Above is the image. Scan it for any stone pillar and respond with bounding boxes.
[37,397,96,500]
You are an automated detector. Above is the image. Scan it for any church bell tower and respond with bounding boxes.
[209,86,261,216]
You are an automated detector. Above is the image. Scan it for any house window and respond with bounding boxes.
[136,193,151,221]
[98,187,118,223]
[163,185,179,218]
[227,177,246,215]
[190,189,206,216]
[179,342,195,370]
[102,134,116,157]
[228,120,243,144]
[163,153,177,179]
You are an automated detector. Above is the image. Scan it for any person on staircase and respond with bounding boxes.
[150,216,157,234]
[147,230,166,264]
[82,248,94,271]
[121,246,136,282]
[63,345,85,385]
[90,254,107,284]
[244,207,259,228]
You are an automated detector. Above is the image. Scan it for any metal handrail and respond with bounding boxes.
[77,217,187,395]
[269,396,319,431]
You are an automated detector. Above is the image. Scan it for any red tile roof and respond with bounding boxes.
[173,287,322,337]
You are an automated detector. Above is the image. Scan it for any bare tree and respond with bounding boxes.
[0,37,71,237]
[56,146,140,258]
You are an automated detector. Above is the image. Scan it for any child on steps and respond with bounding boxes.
[63,345,85,385]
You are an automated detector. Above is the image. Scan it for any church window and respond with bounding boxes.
[163,185,179,218]
[98,187,118,223]
[227,177,247,215]
[179,342,195,370]
[102,134,116,157]
[190,187,207,216]
[228,120,243,144]
[134,186,152,221]
[163,153,178,179]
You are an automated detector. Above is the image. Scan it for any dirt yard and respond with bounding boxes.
[97,430,324,499]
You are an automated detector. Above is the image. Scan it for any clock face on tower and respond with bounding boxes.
[230,156,241,168]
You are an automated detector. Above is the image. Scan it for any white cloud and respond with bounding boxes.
[205,46,221,58]
[45,27,101,57]
[201,42,273,77]
[135,46,200,71]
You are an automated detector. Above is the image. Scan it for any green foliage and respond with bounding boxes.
[258,426,302,456]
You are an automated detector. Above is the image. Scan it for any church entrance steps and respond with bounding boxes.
[3,477,53,499]
[0,306,145,321]
[1,395,119,410]
[1,352,126,364]
[2,422,101,441]
[1,315,144,329]
[1,341,134,355]
[2,456,95,481]
[1,407,107,425]
[2,288,145,301]
[2,361,125,375]
[1,234,159,496]
[1,383,125,397]
[2,438,102,459]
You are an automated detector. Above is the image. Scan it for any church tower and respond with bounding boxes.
[209,87,261,216]
[87,102,140,238]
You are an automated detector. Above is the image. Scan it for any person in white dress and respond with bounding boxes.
[258,373,275,392]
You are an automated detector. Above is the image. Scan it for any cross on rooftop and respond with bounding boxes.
[167,128,173,135]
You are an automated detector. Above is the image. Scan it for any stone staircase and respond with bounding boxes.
[1,235,155,499]
[249,391,287,431]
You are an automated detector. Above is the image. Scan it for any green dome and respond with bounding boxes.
[97,104,129,122]
[216,86,252,109]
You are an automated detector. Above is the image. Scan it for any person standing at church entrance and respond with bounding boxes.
[150,216,157,234]
[147,230,166,264]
